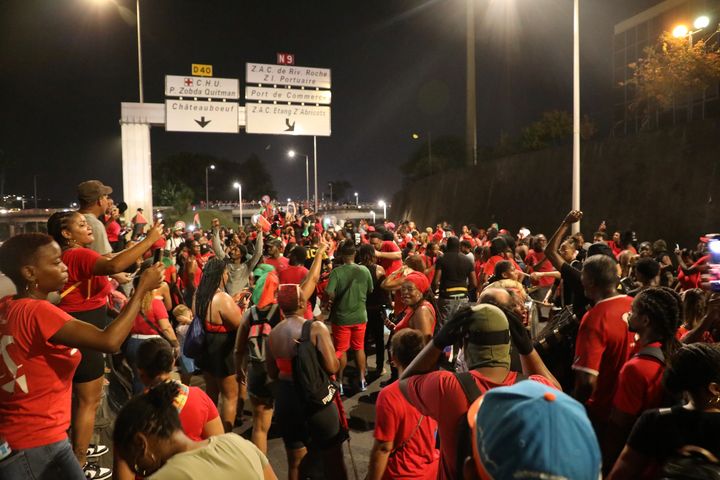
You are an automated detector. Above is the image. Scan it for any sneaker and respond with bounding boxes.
[85,444,109,459]
[83,462,112,480]
[360,379,368,392]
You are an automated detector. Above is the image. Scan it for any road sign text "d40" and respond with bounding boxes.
[192,64,213,77]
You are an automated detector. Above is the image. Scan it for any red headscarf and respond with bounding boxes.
[404,271,430,294]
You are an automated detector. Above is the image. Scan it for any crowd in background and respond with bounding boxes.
[0,178,719,480]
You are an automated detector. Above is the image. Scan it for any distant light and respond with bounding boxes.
[411,133,420,139]
[15,196,22,201]
[188,225,196,232]
[378,200,386,207]
[710,239,720,254]
[672,24,689,37]
[156,213,163,219]
[287,198,292,202]
[233,182,240,189]
[694,15,710,30]
[0,209,7,215]
[288,150,296,158]
[354,192,358,196]
[210,164,216,170]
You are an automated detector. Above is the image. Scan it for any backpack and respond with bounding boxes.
[247,304,278,363]
[454,371,526,477]
[659,445,720,480]
[292,320,339,410]
[183,314,205,360]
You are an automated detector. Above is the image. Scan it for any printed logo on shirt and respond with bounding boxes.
[0,335,28,394]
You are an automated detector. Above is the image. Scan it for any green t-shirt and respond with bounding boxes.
[326,263,374,326]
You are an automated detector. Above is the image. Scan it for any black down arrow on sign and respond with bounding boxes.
[195,116,212,128]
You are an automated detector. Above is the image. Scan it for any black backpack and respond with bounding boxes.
[292,321,339,410]
[453,371,526,477]
[659,446,720,480]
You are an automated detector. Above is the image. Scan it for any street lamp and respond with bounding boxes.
[369,210,376,224]
[378,200,386,220]
[205,164,215,207]
[233,182,242,226]
[288,150,310,205]
[673,15,712,45]
[16,196,25,210]
[411,131,433,174]
[354,192,359,207]
[571,0,580,234]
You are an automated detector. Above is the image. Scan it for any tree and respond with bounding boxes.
[519,110,573,151]
[400,135,464,181]
[154,179,194,215]
[627,31,720,113]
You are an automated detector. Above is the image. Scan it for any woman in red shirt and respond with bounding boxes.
[386,271,436,343]
[46,211,162,476]
[0,233,162,480]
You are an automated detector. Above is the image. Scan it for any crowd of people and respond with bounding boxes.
[0,178,719,480]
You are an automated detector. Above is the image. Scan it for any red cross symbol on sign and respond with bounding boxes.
[184,78,194,86]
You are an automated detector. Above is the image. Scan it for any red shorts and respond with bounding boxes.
[331,323,367,357]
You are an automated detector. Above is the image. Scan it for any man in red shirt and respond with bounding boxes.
[573,254,634,431]
[400,295,559,480]
[369,232,402,276]
[367,329,439,480]
[264,239,289,273]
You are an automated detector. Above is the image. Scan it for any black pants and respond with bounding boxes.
[365,307,385,374]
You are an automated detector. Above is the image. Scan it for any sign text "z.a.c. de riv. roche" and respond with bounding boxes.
[245,63,331,89]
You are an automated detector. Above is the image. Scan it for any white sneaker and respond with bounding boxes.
[86,444,109,459]
[83,462,112,480]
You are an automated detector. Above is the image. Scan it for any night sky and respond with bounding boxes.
[1,0,659,206]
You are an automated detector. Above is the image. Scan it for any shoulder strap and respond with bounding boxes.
[142,312,164,336]
[454,371,482,404]
[60,281,82,299]
[635,346,665,364]
[390,414,425,456]
[251,306,259,322]
[300,320,313,342]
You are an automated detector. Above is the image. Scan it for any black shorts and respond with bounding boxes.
[72,307,110,383]
[197,331,237,378]
[247,361,273,403]
[273,380,346,451]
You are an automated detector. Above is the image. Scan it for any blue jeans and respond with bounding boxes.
[437,297,469,325]
[0,439,84,480]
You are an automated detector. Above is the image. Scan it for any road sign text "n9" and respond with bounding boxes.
[276,53,295,65]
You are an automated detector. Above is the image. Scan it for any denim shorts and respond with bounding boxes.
[0,438,85,480]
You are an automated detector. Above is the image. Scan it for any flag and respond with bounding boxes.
[193,212,201,228]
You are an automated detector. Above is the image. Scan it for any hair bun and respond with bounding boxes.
[147,380,180,410]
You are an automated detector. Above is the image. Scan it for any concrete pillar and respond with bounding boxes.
[121,122,153,223]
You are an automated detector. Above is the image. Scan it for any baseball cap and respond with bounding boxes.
[467,380,601,480]
[461,304,511,370]
[77,180,112,205]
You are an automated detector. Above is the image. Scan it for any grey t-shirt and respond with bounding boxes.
[84,212,112,255]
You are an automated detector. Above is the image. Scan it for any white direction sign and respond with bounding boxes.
[245,86,331,105]
[165,75,240,100]
[245,103,330,136]
[165,100,239,133]
[246,63,331,89]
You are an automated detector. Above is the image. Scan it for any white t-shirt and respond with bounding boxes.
[148,433,269,480]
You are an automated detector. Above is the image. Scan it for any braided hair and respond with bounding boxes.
[46,210,80,249]
[634,286,683,361]
[682,288,707,330]
[113,381,181,468]
[664,343,720,399]
[194,257,226,322]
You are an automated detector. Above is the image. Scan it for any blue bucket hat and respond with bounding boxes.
[467,380,601,480]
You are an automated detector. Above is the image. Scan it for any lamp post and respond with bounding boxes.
[411,132,433,174]
[354,192,359,207]
[233,182,242,227]
[135,0,144,102]
[378,200,387,220]
[205,164,215,207]
[466,0,477,166]
[328,182,333,204]
[288,150,310,205]
[571,0,580,234]
[673,15,711,46]
[369,210,376,224]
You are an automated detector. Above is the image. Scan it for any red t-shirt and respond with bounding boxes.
[525,250,555,287]
[265,255,289,274]
[675,324,714,343]
[677,255,709,291]
[573,295,635,422]
[406,370,554,480]
[59,247,113,313]
[278,265,313,319]
[612,342,665,416]
[105,220,121,242]
[375,381,439,480]
[378,241,402,276]
[131,298,169,335]
[0,297,80,450]
[177,384,220,441]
